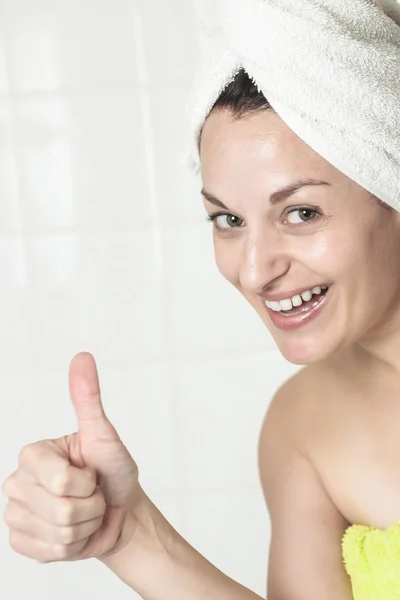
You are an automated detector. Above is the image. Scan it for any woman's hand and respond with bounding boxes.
[2,352,144,564]
[2,352,266,600]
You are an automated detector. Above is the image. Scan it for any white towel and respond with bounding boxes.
[187,0,400,211]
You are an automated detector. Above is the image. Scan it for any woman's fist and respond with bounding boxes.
[2,352,144,564]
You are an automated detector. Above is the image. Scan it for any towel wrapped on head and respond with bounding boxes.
[187,0,400,211]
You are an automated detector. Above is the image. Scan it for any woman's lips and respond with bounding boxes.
[263,287,332,331]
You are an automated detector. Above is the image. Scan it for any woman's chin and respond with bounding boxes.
[276,338,335,366]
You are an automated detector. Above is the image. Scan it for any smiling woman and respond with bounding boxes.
[199,68,400,366]
[198,64,400,599]
[3,2,400,600]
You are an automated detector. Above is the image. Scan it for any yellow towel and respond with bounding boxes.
[342,521,400,599]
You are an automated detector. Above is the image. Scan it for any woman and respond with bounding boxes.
[3,2,400,599]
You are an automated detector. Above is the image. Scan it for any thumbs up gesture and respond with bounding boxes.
[2,352,144,563]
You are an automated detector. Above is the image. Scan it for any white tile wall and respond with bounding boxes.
[1,0,141,91]
[175,355,300,493]
[0,2,300,599]
[185,489,271,595]
[14,91,155,228]
[0,100,20,229]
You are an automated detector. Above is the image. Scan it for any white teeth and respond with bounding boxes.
[301,290,312,302]
[265,285,328,313]
[269,301,282,312]
[280,298,293,311]
[292,295,303,307]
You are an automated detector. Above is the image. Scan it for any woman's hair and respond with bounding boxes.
[198,68,271,146]
[210,68,272,117]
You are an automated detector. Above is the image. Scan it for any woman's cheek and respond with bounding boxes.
[295,235,338,272]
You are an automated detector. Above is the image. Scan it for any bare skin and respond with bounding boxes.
[258,352,400,599]
[200,108,400,598]
[293,351,400,531]
[4,107,400,600]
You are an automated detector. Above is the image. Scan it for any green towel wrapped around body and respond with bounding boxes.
[342,521,400,599]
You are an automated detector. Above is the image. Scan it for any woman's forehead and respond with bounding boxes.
[200,109,339,185]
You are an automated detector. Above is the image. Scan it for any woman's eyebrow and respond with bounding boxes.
[201,179,330,210]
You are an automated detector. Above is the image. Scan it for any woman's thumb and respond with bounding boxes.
[68,352,119,443]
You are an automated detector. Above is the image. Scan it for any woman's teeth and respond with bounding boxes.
[266,286,329,312]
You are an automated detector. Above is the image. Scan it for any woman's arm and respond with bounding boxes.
[102,377,353,600]
[100,491,264,600]
[259,383,353,600]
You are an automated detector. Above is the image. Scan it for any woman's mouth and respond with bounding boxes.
[263,285,331,331]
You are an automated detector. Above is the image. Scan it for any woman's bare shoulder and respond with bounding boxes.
[265,362,330,415]
[261,356,351,449]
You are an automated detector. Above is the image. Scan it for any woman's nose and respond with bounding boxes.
[239,233,290,295]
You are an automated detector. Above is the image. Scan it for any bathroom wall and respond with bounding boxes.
[0,1,300,598]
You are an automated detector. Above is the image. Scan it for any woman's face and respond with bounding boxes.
[200,108,400,365]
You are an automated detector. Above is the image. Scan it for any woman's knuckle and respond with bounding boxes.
[3,503,16,527]
[17,443,35,467]
[55,499,74,526]
[94,493,107,516]
[50,469,72,496]
[53,543,70,561]
[9,529,23,553]
[2,472,18,498]
[58,525,75,545]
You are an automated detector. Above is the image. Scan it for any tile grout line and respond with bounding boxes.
[0,349,285,376]
[0,8,62,596]
[0,9,39,380]
[0,215,207,236]
[130,3,189,532]
[0,80,193,99]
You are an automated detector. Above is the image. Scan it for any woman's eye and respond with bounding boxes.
[286,207,319,224]
[209,213,245,230]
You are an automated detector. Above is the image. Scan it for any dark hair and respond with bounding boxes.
[210,68,272,118]
[197,68,271,148]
